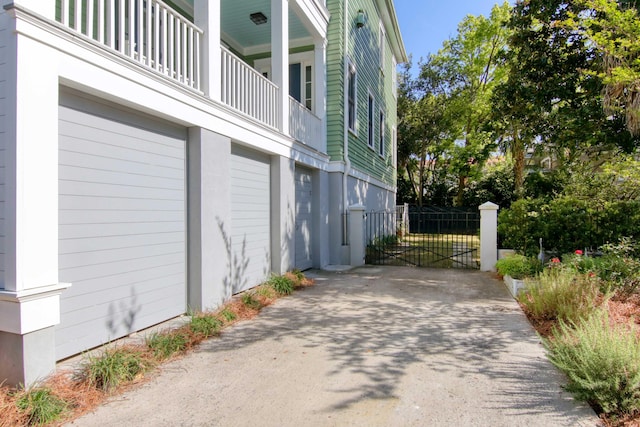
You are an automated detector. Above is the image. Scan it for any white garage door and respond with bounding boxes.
[230,145,271,293]
[56,92,187,360]
[295,167,313,270]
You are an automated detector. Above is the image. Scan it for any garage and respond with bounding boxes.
[56,91,187,360]
[230,145,271,293]
[295,166,314,270]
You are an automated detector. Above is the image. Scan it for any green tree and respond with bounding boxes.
[575,0,640,136]
[420,3,512,206]
[497,0,639,170]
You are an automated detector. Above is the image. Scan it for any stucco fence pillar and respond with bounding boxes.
[479,202,499,272]
[348,206,366,267]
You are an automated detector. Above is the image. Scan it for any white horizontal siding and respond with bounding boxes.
[230,145,271,293]
[56,92,187,360]
[295,167,313,270]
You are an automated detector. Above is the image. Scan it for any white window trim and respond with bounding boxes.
[392,125,397,166]
[347,59,358,135]
[391,55,398,99]
[367,91,375,149]
[379,22,386,74]
[379,109,386,158]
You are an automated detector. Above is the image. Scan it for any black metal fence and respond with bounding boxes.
[365,207,480,269]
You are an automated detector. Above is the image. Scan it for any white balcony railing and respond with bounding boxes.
[221,47,279,129]
[289,97,322,151]
[57,0,202,91]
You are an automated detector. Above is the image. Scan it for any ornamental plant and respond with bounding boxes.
[496,254,542,279]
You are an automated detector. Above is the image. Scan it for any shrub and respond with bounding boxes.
[596,238,640,296]
[267,275,295,296]
[518,268,601,324]
[83,347,151,392]
[15,387,67,426]
[146,332,189,360]
[497,198,544,256]
[190,314,222,338]
[495,254,542,279]
[546,310,640,415]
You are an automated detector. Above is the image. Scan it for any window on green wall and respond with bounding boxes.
[347,61,357,132]
[368,94,374,148]
[379,110,385,157]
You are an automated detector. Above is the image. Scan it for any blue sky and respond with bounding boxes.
[395,1,511,69]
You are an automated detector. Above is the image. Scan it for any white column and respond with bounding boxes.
[313,37,327,153]
[194,0,221,101]
[271,156,296,274]
[349,205,366,267]
[0,8,68,387]
[271,0,289,134]
[479,202,499,272]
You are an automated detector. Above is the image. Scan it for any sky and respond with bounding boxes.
[394,1,511,70]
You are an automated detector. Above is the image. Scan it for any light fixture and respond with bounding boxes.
[356,9,365,29]
[250,12,268,25]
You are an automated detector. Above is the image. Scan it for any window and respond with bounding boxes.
[305,65,312,110]
[379,110,385,157]
[368,94,374,148]
[379,23,386,72]
[347,61,357,132]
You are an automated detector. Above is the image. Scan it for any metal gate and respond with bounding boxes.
[365,206,480,269]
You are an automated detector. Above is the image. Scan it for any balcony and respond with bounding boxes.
[55,0,327,150]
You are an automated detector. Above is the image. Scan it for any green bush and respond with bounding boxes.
[495,254,542,279]
[518,268,600,324]
[596,238,640,296]
[146,332,189,360]
[546,310,640,415]
[84,347,151,391]
[16,387,67,426]
[267,275,295,296]
[498,197,640,256]
[498,198,544,256]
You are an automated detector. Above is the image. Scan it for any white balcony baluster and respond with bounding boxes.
[56,0,202,91]
[221,46,279,129]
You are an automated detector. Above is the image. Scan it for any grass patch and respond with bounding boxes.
[190,314,222,338]
[219,307,237,323]
[546,310,640,416]
[83,346,152,392]
[241,292,262,310]
[267,275,295,296]
[15,387,67,426]
[146,332,189,360]
[518,268,602,325]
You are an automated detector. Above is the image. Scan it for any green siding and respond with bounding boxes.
[326,0,399,186]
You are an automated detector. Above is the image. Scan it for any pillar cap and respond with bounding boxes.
[479,201,499,211]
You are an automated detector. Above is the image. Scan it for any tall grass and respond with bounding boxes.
[518,268,601,324]
[546,310,640,415]
[15,387,67,426]
[83,347,152,392]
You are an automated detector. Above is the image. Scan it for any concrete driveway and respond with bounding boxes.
[68,266,600,427]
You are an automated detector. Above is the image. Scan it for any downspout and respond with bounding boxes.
[343,0,351,215]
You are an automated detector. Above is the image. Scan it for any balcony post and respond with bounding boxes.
[272,0,289,134]
[314,37,327,152]
[194,0,221,101]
